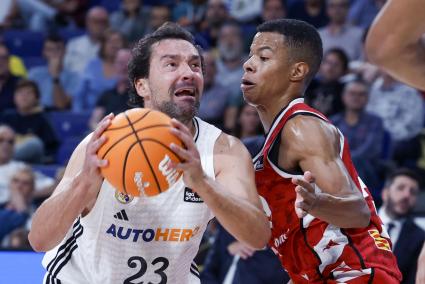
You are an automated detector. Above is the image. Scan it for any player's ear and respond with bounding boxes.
[289,62,309,83]
[134,78,151,102]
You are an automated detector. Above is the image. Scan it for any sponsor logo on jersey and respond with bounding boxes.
[159,155,180,188]
[114,209,129,221]
[274,228,290,248]
[115,190,134,204]
[254,155,264,171]
[368,229,391,251]
[134,171,150,195]
[106,224,200,243]
[184,187,203,203]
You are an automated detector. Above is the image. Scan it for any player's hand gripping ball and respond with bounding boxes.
[97,108,184,197]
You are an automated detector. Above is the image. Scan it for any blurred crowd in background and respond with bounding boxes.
[0,0,424,283]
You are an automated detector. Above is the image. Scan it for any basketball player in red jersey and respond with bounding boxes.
[366,0,425,90]
[241,19,402,283]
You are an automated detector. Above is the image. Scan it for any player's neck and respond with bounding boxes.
[257,94,301,133]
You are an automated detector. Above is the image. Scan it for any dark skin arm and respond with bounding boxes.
[279,116,370,228]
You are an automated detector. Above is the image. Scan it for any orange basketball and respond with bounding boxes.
[97,108,184,197]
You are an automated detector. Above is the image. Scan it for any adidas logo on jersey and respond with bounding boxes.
[254,155,264,171]
[114,209,129,221]
[184,187,203,203]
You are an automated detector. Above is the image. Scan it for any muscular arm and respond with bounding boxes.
[170,119,270,249]
[282,116,370,228]
[366,0,425,90]
[197,134,270,249]
[29,115,112,252]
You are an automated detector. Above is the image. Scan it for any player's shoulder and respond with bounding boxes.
[282,115,339,154]
[214,132,250,158]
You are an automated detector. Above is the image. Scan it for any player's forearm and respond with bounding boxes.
[310,193,370,228]
[29,175,94,252]
[194,177,270,249]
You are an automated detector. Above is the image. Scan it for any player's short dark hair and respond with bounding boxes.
[385,168,422,189]
[128,22,204,107]
[325,47,349,74]
[257,19,323,86]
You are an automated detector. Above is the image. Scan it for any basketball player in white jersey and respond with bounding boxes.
[29,22,270,284]
[366,0,425,90]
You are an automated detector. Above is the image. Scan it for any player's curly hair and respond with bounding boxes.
[127,22,204,107]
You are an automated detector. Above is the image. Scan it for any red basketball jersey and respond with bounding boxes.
[254,98,402,283]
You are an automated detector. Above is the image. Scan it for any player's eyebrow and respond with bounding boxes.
[160,54,201,61]
[249,46,274,57]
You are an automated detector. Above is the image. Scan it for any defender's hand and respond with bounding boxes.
[292,171,318,218]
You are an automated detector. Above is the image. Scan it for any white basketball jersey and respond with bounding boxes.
[42,117,221,284]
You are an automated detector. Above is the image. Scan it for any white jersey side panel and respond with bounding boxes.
[42,117,221,284]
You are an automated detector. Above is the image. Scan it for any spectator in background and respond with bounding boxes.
[0,125,54,206]
[172,0,207,31]
[89,48,132,131]
[287,0,328,29]
[233,103,264,157]
[215,21,246,102]
[0,166,34,244]
[0,80,59,163]
[198,51,232,129]
[261,0,286,22]
[64,6,108,73]
[28,34,79,110]
[379,169,425,284]
[197,0,230,48]
[348,0,386,29]
[110,0,150,44]
[0,125,25,205]
[73,29,125,112]
[201,220,288,284]
[319,0,363,60]
[6,228,31,249]
[305,48,348,117]
[144,5,171,35]
[0,43,22,112]
[331,79,384,199]
[366,72,424,168]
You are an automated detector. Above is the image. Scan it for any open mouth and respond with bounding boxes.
[174,88,196,97]
[241,79,255,85]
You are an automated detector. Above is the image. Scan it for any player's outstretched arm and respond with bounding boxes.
[366,0,425,90]
[283,116,370,228]
[29,114,113,252]
[169,119,270,249]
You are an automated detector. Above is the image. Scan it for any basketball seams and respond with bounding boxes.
[104,110,152,131]
[100,124,171,160]
[140,138,184,163]
[124,112,163,194]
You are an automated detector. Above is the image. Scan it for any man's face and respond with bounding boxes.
[0,126,15,164]
[114,49,132,79]
[86,9,109,40]
[135,39,203,124]
[10,170,34,202]
[43,40,65,60]
[319,52,345,82]
[342,82,368,112]
[218,25,243,61]
[384,176,420,218]
[327,0,349,24]
[14,86,38,112]
[149,7,170,30]
[242,32,291,105]
[262,0,286,22]
[206,0,228,27]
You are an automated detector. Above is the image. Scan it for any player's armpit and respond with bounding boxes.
[194,134,270,249]
[283,117,370,228]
